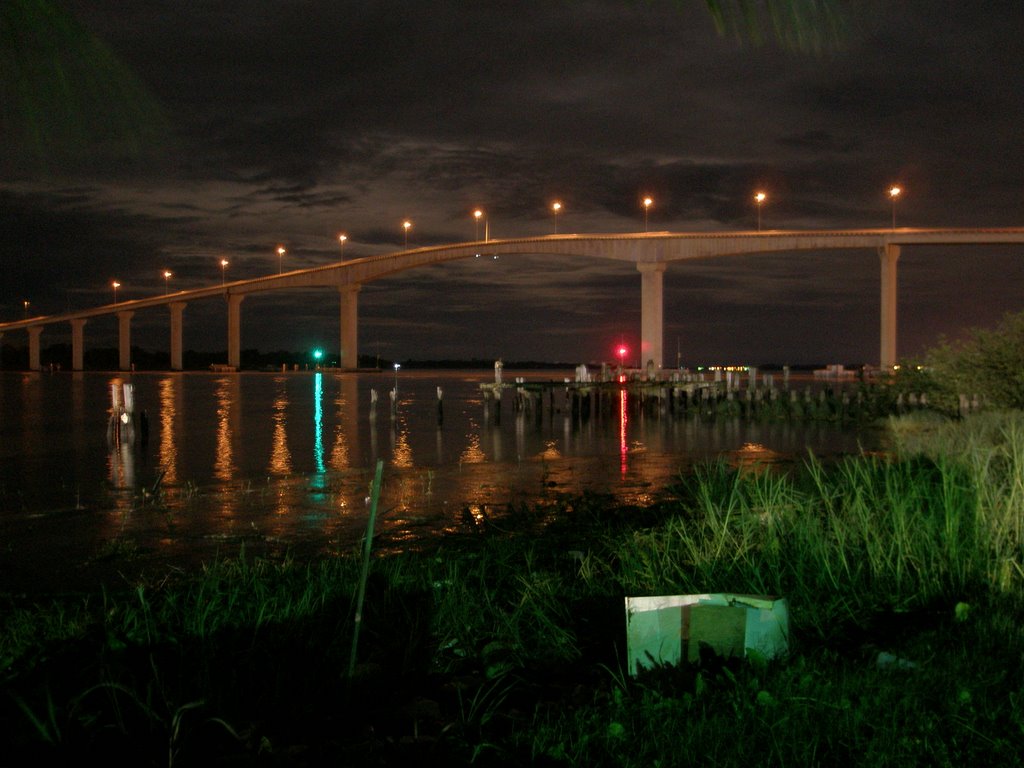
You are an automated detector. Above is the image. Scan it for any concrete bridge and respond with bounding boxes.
[3,227,1023,372]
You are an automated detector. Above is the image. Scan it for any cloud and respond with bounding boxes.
[2,1,1022,365]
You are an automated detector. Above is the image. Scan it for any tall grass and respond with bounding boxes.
[888,411,1024,590]
[601,415,1023,641]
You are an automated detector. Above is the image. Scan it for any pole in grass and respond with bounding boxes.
[349,459,384,681]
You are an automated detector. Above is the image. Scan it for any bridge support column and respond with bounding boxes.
[879,244,900,369]
[169,302,186,371]
[27,326,43,371]
[227,294,245,370]
[638,262,666,371]
[70,318,87,371]
[339,284,360,370]
[117,311,134,371]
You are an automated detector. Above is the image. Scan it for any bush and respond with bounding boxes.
[925,310,1024,410]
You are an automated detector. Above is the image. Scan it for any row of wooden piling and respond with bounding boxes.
[359,373,984,427]
[480,377,980,425]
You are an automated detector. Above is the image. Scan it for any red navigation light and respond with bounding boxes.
[616,345,628,362]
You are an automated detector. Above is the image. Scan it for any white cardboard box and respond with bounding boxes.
[625,593,789,674]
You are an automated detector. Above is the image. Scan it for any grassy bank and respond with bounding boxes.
[2,413,1024,765]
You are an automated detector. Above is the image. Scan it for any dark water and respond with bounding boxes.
[0,370,880,592]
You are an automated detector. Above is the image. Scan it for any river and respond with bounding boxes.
[0,369,881,593]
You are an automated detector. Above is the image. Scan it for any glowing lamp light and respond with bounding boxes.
[313,348,323,361]
[889,185,902,229]
[617,345,628,366]
[755,191,767,231]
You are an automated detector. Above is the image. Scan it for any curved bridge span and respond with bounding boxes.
[4,228,1024,371]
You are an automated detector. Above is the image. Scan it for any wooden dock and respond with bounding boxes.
[476,366,908,424]
[479,374,720,421]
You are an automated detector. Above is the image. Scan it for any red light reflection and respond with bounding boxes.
[619,385,628,477]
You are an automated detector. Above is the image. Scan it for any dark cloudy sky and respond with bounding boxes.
[2,1,1023,366]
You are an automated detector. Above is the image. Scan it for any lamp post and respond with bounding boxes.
[338,233,347,257]
[276,246,285,274]
[617,344,628,369]
[112,280,120,304]
[755,191,766,232]
[402,220,411,248]
[394,362,401,393]
[552,201,562,234]
[473,209,483,241]
[642,197,653,232]
[23,300,29,319]
[163,270,172,295]
[889,185,902,229]
[220,258,228,286]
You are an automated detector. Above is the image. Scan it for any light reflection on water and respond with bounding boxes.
[269,377,293,477]
[161,376,180,485]
[0,370,882,587]
[213,377,234,483]
[729,441,787,474]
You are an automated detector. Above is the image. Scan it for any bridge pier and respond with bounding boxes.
[70,318,87,371]
[169,302,186,371]
[339,284,359,370]
[227,294,245,369]
[879,244,900,369]
[117,311,134,371]
[27,326,43,371]
[638,262,666,370]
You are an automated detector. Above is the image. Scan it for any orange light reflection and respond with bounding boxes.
[158,377,178,485]
[269,382,293,476]
[213,377,234,483]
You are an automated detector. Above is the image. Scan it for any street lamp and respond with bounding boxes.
[394,362,401,393]
[616,344,628,370]
[473,209,483,241]
[755,191,766,232]
[163,270,172,294]
[23,300,29,319]
[402,220,412,248]
[642,197,653,232]
[112,280,120,303]
[551,201,562,234]
[338,233,347,256]
[276,246,286,274]
[220,258,229,286]
[889,185,902,229]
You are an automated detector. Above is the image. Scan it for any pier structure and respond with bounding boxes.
[477,364,941,426]
[2,228,1022,373]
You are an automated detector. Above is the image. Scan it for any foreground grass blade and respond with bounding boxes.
[348,459,384,679]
